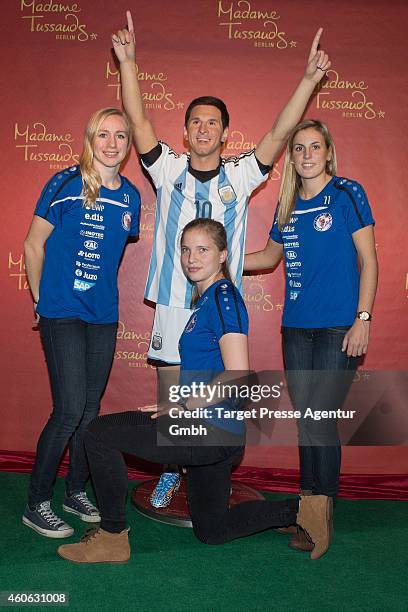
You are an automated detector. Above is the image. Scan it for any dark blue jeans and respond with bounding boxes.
[28,317,117,506]
[282,326,360,499]
[85,411,299,541]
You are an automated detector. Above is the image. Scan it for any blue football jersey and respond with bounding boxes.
[179,279,248,432]
[34,166,141,323]
[270,177,375,328]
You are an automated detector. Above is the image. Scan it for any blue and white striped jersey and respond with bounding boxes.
[142,142,268,308]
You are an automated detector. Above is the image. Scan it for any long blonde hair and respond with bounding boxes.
[79,107,132,208]
[277,119,337,229]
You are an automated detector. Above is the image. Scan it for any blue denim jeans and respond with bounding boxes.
[28,317,117,506]
[282,326,360,499]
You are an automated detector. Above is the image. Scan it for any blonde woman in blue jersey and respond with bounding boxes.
[245,119,378,552]
[111,11,332,506]
[22,108,141,539]
[57,219,333,564]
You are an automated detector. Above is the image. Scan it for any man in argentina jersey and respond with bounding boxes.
[113,12,332,364]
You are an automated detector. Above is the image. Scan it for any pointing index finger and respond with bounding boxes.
[310,27,323,57]
[126,10,134,33]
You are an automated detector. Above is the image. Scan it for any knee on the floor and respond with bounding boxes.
[192,524,227,545]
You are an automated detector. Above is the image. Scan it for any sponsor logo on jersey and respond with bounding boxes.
[286,261,301,268]
[151,334,162,351]
[286,250,297,260]
[289,290,299,300]
[185,314,198,333]
[122,211,132,231]
[218,185,237,204]
[84,240,98,250]
[73,279,95,292]
[314,212,333,232]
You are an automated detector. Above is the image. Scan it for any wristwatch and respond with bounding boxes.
[356,311,372,321]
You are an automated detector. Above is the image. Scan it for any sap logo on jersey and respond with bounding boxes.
[74,279,95,292]
[286,250,297,260]
[314,213,332,232]
[84,240,98,250]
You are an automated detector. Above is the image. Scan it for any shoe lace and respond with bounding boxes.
[80,527,100,543]
[154,473,179,495]
[73,492,97,512]
[38,502,65,527]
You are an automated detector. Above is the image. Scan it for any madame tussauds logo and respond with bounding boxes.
[115,322,153,368]
[140,202,155,237]
[217,0,292,48]
[14,122,79,168]
[106,62,184,111]
[20,0,95,42]
[315,70,385,120]
[242,276,279,312]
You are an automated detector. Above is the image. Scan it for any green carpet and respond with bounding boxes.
[0,472,406,612]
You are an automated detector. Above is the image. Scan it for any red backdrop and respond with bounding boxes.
[1,0,408,485]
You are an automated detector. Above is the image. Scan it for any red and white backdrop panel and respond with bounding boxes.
[1,0,407,495]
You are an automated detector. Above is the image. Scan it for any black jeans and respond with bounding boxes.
[283,326,360,499]
[28,317,117,506]
[85,411,299,543]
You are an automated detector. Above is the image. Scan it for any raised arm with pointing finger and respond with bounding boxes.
[112,11,157,154]
[112,12,331,165]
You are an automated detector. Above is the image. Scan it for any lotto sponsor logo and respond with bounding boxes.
[286,261,301,268]
[84,240,98,250]
[77,250,100,260]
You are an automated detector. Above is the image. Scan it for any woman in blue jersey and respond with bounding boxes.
[22,108,141,538]
[245,119,378,551]
[56,218,333,564]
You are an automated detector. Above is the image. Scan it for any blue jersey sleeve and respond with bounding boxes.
[34,166,81,227]
[269,205,283,244]
[334,178,375,235]
[212,282,249,341]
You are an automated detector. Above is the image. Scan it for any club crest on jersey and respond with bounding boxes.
[151,334,162,351]
[122,211,132,231]
[185,314,198,333]
[314,212,332,232]
[218,185,237,204]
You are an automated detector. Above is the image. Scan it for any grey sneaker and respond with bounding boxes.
[63,492,100,523]
[22,501,74,538]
